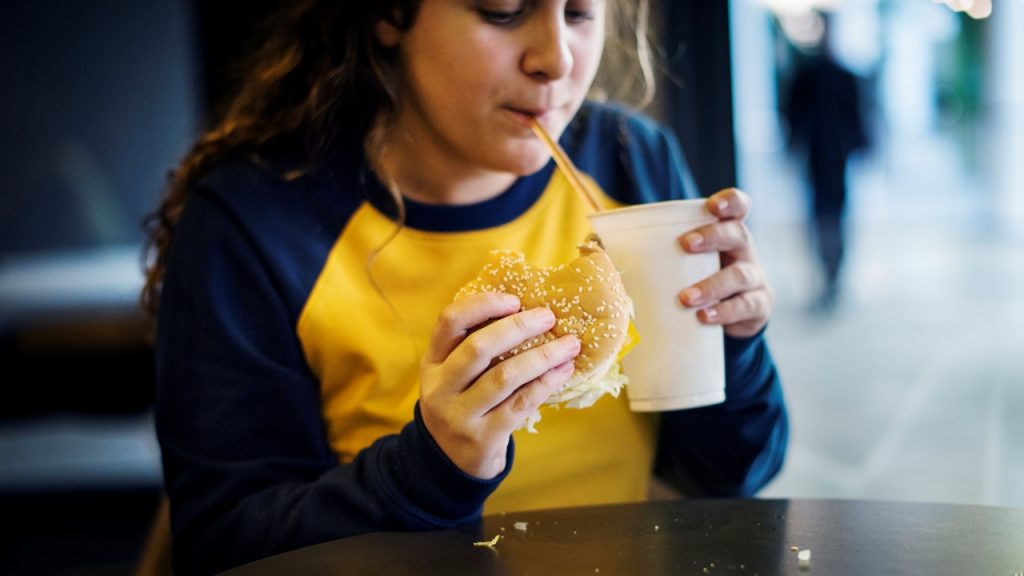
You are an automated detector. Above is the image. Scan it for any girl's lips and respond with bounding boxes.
[501,106,557,131]
[505,106,551,126]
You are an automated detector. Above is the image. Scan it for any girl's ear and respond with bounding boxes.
[374,18,402,48]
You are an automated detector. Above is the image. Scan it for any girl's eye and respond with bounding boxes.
[479,9,525,25]
[478,2,595,26]
[565,0,598,23]
[565,9,595,24]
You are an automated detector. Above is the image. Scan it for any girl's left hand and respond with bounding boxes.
[677,188,774,338]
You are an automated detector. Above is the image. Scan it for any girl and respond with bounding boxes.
[143,1,787,573]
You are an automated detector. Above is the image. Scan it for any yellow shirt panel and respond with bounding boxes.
[297,173,659,511]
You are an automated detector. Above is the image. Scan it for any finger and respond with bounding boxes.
[488,360,576,432]
[464,334,581,414]
[678,219,755,261]
[697,287,774,338]
[679,261,764,308]
[443,307,558,390]
[426,292,521,365]
[705,187,751,220]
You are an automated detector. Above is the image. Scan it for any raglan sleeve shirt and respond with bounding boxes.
[156,101,787,575]
[154,162,511,575]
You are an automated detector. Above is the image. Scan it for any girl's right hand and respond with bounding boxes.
[420,292,581,479]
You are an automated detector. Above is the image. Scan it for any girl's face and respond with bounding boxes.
[377,0,606,183]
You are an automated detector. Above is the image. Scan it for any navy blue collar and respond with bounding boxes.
[361,162,556,233]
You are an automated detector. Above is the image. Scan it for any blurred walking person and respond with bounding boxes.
[782,13,870,313]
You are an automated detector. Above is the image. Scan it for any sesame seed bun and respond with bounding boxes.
[454,240,633,417]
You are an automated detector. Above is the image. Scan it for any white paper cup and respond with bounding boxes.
[588,199,725,412]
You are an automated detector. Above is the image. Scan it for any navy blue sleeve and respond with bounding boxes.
[654,331,788,497]
[155,187,510,575]
[569,102,788,497]
[566,100,701,202]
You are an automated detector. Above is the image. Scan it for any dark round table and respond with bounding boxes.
[220,498,1024,575]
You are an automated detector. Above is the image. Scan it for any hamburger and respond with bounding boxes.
[454,240,636,431]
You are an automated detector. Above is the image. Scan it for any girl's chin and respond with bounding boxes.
[504,142,556,176]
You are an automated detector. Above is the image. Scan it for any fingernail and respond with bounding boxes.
[563,335,581,354]
[681,232,703,250]
[701,307,718,320]
[716,198,729,213]
[503,294,521,308]
[681,287,702,305]
[534,308,555,324]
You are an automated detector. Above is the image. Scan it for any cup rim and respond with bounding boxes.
[587,199,713,230]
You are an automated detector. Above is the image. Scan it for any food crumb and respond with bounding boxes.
[797,548,811,570]
[513,521,529,532]
[790,545,799,552]
[473,534,501,548]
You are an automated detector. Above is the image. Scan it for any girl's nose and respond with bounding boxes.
[521,16,573,81]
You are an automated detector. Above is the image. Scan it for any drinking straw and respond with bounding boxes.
[530,118,603,214]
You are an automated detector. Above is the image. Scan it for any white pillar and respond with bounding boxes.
[983,0,1024,239]
[730,0,799,226]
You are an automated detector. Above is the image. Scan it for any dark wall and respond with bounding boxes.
[0,0,191,418]
[0,488,163,575]
[0,0,198,255]
[193,0,287,121]
[660,1,738,196]
[0,314,155,419]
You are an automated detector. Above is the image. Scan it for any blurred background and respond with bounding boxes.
[0,0,1020,573]
[729,0,1024,510]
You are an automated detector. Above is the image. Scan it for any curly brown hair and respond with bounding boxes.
[140,0,655,319]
